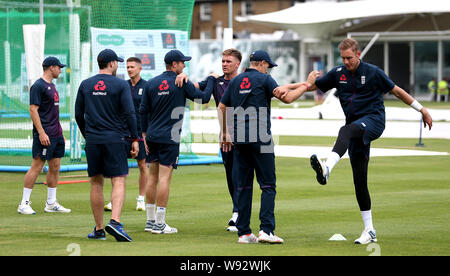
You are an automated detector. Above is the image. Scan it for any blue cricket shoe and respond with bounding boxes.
[87,227,106,240]
[105,219,133,242]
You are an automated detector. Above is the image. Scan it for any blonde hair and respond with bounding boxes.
[222,48,242,62]
[338,38,360,53]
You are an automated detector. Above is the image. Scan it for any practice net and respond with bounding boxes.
[0,0,221,171]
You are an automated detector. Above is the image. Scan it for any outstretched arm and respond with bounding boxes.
[391,85,433,130]
[273,70,320,104]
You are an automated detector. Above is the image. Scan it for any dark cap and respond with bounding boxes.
[97,49,124,64]
[164,50,192,64]
[42,56,66,68]
[249,50,277,68]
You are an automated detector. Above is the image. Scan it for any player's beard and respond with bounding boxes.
[112,68,117,76]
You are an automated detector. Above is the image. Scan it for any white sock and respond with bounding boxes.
[146,203,156,221]
[22,188,33,204]
[231,212,238,222]
[361,210,374,230]
[138,195,145,201]
[47,187,57,205]
[156,206,166,224]
[325,151,341,174]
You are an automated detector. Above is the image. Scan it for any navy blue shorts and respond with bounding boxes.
[85,142,129,178]
[126,139,147,160]
[351,115,385,145]
[349,115,384,160]
[32,135,65,160]
[146,141,180,169]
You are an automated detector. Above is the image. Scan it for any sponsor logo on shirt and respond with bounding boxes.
[361,76,366,85]
[239,77,251,94]
[94,80,106,91]
[158,80,170,95]
[93,80,107,96]
[339,74,347,84]
[54,92,59,106]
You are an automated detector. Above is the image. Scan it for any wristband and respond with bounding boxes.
[410,100,423,112]
[300,82,310,90]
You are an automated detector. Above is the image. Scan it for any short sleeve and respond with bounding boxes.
[29,82,42,106]
[375,67,395,94]
[264,75,279,98]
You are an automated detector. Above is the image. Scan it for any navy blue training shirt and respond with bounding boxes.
[139,71,214,145]
[198,75,230,107]
[127,78,147,137]
[29,78,63,138]
[315,61,395,124]
[75,74,138,144]
[220,68,278,144]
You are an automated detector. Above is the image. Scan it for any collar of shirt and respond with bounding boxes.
[163,71,177,77]
[351,60,365,76]
[245,68,258,73]
[128,78,144,87]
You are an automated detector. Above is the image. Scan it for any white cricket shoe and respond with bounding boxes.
[238,233,258,244]
[104,202,112,211]
[227,225,238,232]
[258,230,284,244]
[18,201,36,215]
[310,154,329,185]
[226,212,238,232]
[144,220,156,232]
[354,228,377,244]
[136,198,145,211]
[151,223,178,234]
[44,201,71,213]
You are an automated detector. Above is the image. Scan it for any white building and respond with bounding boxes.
[237,0,450,96]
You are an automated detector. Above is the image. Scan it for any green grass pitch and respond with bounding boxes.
[0,137,449,256]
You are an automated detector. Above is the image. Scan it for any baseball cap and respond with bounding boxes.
[164,50,192,64]
[42,56,66,68]
[97,49,124,64]
[249,50,277,68]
